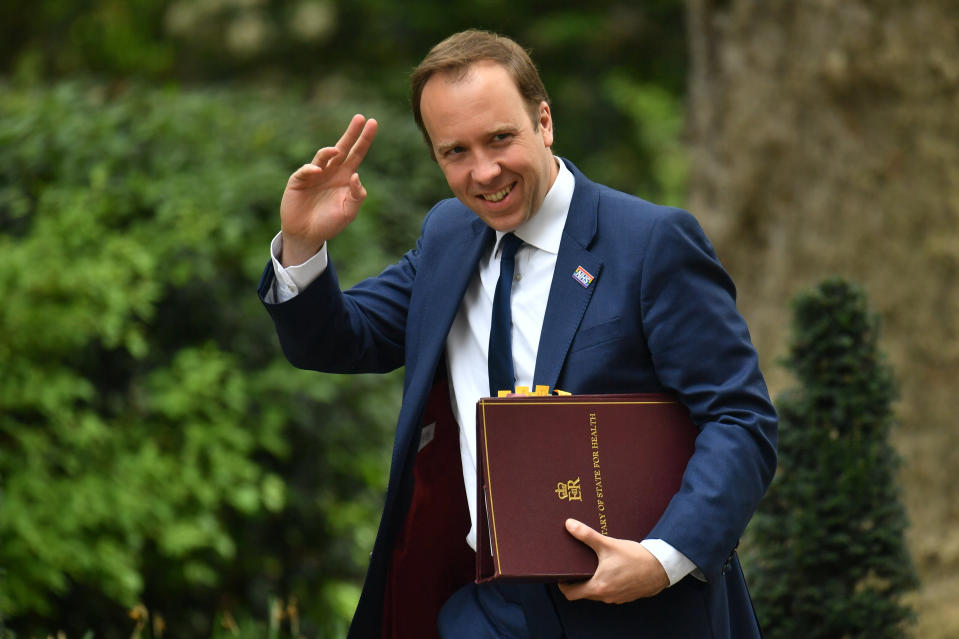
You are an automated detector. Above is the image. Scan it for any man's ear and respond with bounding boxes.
[538,101,554,148]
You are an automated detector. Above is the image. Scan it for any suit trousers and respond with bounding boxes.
[438,582,569,639]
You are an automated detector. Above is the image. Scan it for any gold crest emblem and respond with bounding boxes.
[554,477,583,502]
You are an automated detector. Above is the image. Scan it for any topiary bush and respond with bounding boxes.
[747,277,918,638]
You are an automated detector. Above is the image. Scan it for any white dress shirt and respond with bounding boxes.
[445,159,572,551]
[267,158,698,585]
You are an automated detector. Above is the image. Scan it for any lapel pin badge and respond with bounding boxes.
[572,265,595,288]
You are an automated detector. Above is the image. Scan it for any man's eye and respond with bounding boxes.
[444,146,466,158]
[493,133,512,143]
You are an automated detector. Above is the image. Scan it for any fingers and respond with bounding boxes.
[330,114,377,169]
[287,163,323,188]
[311,114,377,173]
[332,114,367,158]
[342,117,377,171]
[557,579,589,601]
[312,146,340,167]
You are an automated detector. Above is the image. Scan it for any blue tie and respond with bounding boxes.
[488,233,524,396]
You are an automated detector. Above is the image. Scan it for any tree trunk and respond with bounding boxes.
[686,1,959,635]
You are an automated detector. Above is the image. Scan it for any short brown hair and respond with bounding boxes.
[410,30,550,153]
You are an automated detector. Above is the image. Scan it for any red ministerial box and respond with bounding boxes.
[475,393,697,583]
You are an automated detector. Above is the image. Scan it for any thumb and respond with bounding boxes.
[565,518,607,554]
[348,172,367,203]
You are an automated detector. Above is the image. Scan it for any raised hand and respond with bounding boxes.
[279,114,378,267]
[557,518,670,604]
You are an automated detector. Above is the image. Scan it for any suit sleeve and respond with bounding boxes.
[640,209,778,583]
[257,232,424,376]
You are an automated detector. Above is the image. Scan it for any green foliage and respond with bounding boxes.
[0,81,442,635]
[600,74,687,207]
[747,278,918,638]
[0,1,688,206]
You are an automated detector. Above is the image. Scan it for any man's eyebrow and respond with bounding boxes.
[434,124,519,153]
[490,123,518,134]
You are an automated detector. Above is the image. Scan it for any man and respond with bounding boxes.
[259,30,777,639]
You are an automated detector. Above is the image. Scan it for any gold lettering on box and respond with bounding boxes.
[588,412,609,534]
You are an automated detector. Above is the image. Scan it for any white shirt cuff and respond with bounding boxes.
[640,538,704,586]
[268,231,328,303]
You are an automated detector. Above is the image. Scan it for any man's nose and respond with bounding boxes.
[470,152,502,184]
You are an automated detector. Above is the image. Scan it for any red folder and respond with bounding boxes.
[475,393,697,582]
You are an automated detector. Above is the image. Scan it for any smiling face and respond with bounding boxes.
[419,60,559,232]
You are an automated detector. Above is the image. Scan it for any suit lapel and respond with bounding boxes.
[408,215,492,387]
[533,162,603,391]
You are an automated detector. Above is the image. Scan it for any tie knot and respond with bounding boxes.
[499,233,523,262]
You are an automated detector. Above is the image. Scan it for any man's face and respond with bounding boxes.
[419,61,558,232]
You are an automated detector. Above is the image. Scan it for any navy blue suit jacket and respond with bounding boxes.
[259,160,778,638]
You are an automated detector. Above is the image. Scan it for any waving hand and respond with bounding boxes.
[279,114,378,266]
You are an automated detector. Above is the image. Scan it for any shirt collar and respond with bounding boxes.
[493,157,573,257]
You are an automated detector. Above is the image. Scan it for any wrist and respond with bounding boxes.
[280,232,325,267]
[640,539,696,587]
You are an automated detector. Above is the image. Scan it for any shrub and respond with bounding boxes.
[747,277,918,638]
[0,80,445,636]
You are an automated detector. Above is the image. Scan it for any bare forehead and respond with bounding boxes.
[422,63,526,121]
[431,59,508,85]
[424,60,524,102]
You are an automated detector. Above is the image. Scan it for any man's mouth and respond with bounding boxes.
[480,183,514,203]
